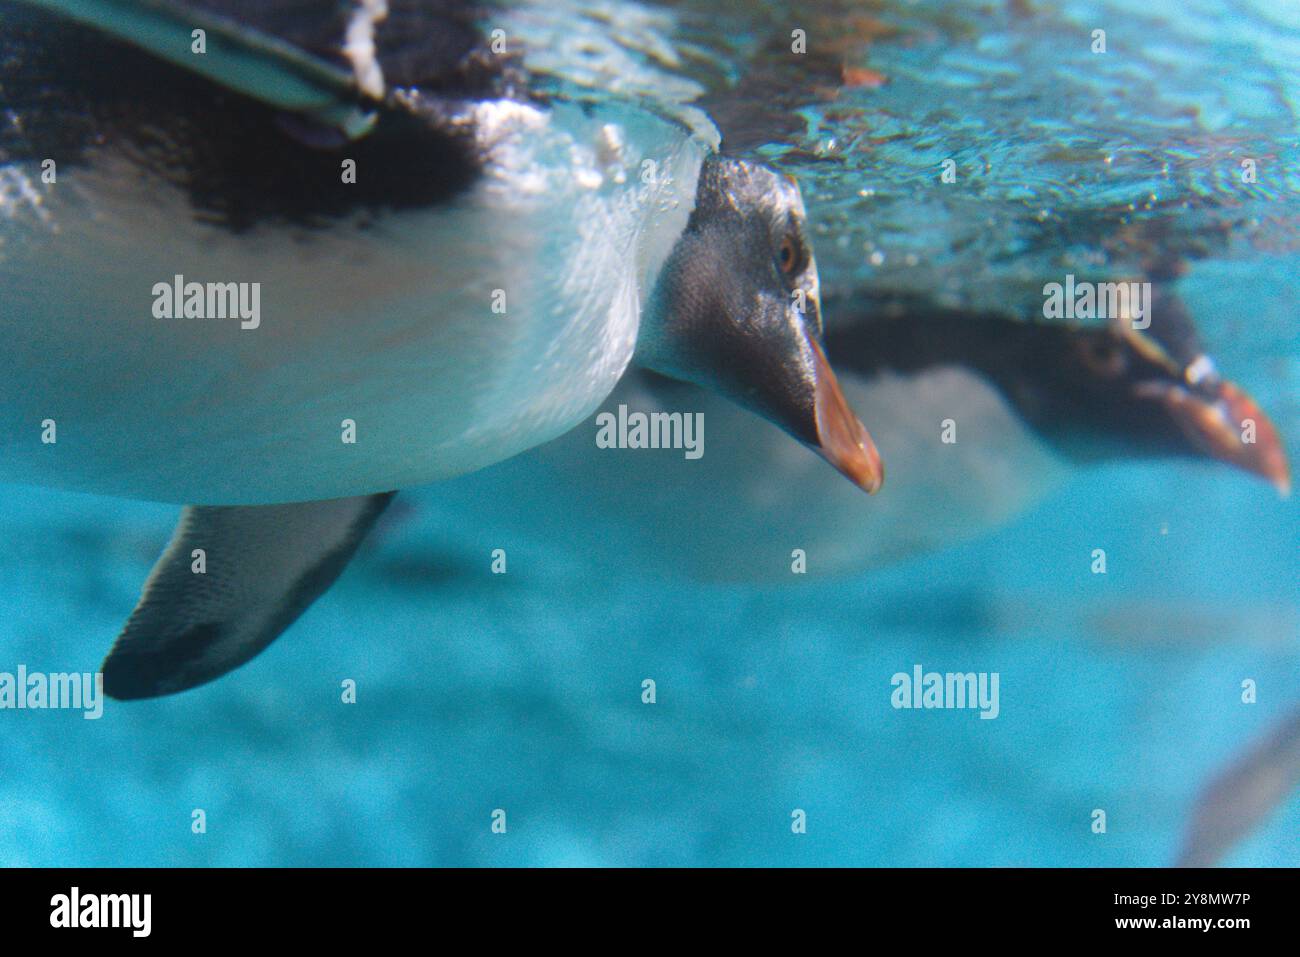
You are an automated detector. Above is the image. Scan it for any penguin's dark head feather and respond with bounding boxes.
[824,288,1289,494]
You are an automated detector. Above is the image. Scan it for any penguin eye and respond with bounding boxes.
[1080,337,1127,377]
[777,234,801,277]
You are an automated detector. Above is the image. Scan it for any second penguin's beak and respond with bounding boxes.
[807,336,885,493]
[1139,378,1291,495]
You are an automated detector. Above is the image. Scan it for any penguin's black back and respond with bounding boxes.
[0,0,500,231]
[177,0,490,90]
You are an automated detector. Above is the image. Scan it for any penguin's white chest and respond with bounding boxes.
[0,101,704,504]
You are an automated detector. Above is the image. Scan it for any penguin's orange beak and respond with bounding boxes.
[809,336,885,494]
[1140,378,1291,495]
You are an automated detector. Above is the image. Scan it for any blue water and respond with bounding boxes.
[1,437,1295,866]
[1,0,1297,866]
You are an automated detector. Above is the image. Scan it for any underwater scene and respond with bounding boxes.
[0,0,1296,868]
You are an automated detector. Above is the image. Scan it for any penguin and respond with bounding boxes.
[0,0,881,696]
[473,282,1289,581]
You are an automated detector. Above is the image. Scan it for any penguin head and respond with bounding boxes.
[1024,309,1290,494]
[638,156,883,493]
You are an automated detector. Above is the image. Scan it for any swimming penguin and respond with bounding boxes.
[0,0,882,697]
[468,281,1289,581]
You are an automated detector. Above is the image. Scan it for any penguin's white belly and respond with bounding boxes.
[463,365,1073,580]
[0,102,703,504]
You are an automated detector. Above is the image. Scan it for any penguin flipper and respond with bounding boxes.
[102,492,396,700]
[1175,704,1300,867]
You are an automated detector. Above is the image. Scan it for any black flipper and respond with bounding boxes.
[102,492,395,700]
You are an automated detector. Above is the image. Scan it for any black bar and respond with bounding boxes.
[0,867,1289,941]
